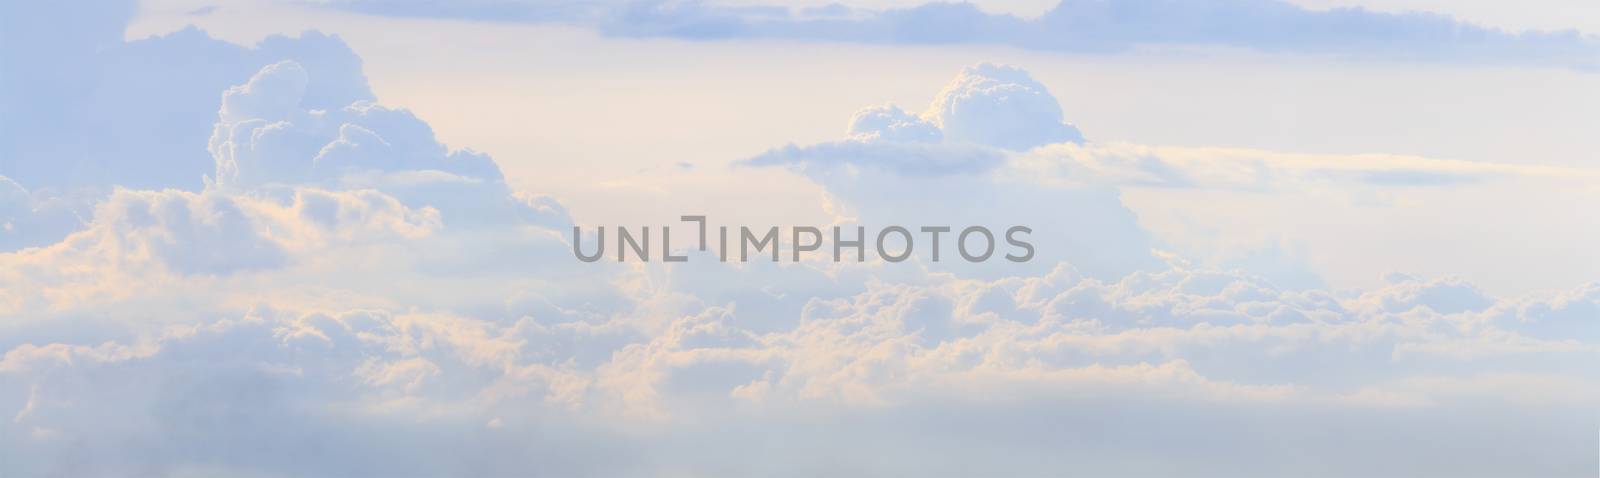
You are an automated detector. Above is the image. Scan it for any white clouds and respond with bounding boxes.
[746,64,1163,279]
[0,307,603,476]
[221,60,313,124]
[751,62,1600,293]
[840,63,1089,152]
[96,189,292,274]
[208,60,540,234]
[0,50,590,322]
[2,5,1598,476]
[2,0,374,193]
[0,187,445,320]
[846,104,941,143]
[3,255,1596,474]
[209,61,493,189]
[925,63,1085,149]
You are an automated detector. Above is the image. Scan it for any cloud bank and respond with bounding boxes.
[1,3,1597,477]
[324,0,1600,68]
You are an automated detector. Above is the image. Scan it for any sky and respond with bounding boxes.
[2,0,1599,476]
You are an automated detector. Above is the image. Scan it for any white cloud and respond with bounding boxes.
[209,60,554,233]
[745,63,1163,280]
[846,104,940,143]
[1,0,374,193]
[792,63,1085,151]
[1,8,1597,476]
[3,257,1596,474]
[749,63,1600,292]
[925,63,1084,150]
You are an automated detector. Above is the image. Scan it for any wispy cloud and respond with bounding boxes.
[323,0,1600,68]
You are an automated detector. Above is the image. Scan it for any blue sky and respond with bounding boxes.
[2,0,1598,476]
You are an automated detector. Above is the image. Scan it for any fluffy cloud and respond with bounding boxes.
[837,64,1083,151]
[1,1,373,192]
[925,64,1085,150]
[846,104,940,143]
[0,0,382,253]
[750,62,1600,292]
[747,63,1161,280]
[0,49,585,319]
[207,59,567,235]
[2,6,1597,477]
[3,259,1596,475]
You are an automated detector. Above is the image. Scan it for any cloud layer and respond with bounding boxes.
[324,0,1600,68]
[1,2,1597,476]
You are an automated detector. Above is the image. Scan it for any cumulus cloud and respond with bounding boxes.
[1,12,373,192]
[0,52,585,319]
[0,187,446,321]
[925,64,1085,149]
[207,59,557,233]
[3,259,1596,475]
[749,62,1600,291]
[746,63,1161,279]
[846,104,940,143]
[837,64,1084,151]
[0,0,382,252]
[2,5,1597,477]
